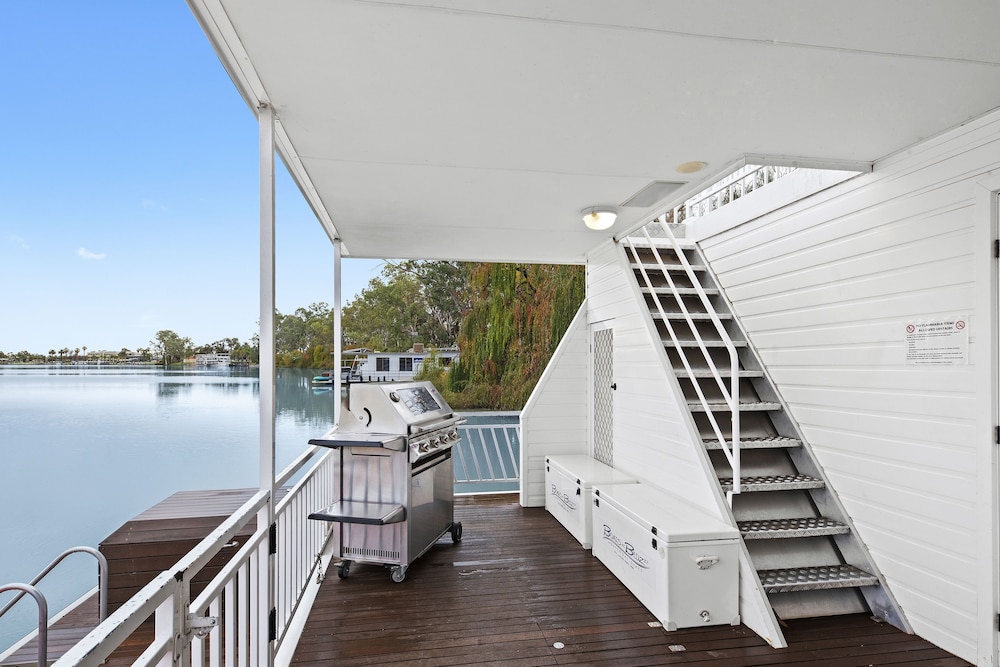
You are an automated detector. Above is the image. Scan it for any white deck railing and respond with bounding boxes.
[52,446,337,667]
[454,412,520,493]
[664,163,797,224]
[46,414,517,666]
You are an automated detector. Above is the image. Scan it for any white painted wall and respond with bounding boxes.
[585,241,724,518]
[696,111,1000,663]
[520,304,589,507]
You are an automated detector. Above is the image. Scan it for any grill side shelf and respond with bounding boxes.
[309,500,406,525]
[308,432,407,451]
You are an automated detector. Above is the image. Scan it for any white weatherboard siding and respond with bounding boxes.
[520,304,589,507]
[585,241,722,517]
[698,112,1000,663]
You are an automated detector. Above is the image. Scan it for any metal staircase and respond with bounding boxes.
[623,224,910,641]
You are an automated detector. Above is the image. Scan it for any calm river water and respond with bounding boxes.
[0,365,339,653]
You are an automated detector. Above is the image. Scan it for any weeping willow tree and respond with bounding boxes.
[444,263,584,410]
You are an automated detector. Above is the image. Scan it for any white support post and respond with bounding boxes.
[333,239,342,426]
[257,101,276,667]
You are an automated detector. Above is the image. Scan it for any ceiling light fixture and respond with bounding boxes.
[582,206,617,230]
[676,161,708,174]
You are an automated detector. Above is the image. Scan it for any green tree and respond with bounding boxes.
[382,260,471,346]
[447,263,584,409]
[152,330,192,367]
[342,275,429,351]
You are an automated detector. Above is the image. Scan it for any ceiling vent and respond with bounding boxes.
[620,181,685,208]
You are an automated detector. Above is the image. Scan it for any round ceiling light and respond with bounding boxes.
[582,206,617,230]
[676,161,708,174]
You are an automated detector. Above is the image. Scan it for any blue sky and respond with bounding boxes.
[0,2,384,354]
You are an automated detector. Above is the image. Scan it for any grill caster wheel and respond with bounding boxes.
[390,566,406,583]
[450,522,463,543]
[338,560,351,579]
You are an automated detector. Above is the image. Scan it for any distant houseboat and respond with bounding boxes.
[353,345,458,381]
[194,352,231,367]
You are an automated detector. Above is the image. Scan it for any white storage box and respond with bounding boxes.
[591,484,739,630]
[544,455,636,548]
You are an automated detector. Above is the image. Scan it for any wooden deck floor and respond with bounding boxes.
[291,495,970,667]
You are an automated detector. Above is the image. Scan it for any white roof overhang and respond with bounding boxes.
[187,0,1000,263]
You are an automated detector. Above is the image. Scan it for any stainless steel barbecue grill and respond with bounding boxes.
[308,381,464,582]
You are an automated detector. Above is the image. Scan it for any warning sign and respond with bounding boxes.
[904,316,969,365]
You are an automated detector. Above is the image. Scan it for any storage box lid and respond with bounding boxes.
[545,455,636,487]
[592,484,737,543]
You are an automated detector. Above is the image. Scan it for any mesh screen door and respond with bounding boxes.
[593,326,614,466]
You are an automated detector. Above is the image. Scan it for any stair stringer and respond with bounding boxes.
[675,236,913,635]
[611,239,789,649]
[756,386,913,633]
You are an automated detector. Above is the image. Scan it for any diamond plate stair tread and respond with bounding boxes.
[688,400,782,412]
[626,239,697,250]
[739,517,849,539]
[676,368,764,378]
[652,311,733,320]
[719,474,825,492]
[641,287,720,296]
[758,565,878,593]
[664,338,748,348]
[632,262,707,272]
[703,436,801,449]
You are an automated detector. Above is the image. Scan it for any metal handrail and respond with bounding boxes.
[0,584,47,667]
[0,547,108,625]
[625,222,741,500]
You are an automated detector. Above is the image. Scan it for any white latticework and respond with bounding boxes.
[593,328,614,466]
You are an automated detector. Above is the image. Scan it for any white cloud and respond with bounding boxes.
[8,234,28,250]
[77,247,108,260]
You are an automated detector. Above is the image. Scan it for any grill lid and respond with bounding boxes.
[342,381,454,434]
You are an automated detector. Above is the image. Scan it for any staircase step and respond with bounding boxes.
[703,436,801,450]
[758,565,878,593]
[719,474,825,492]
[631,262,707,272]
[626,239,698,251]
[676,368,764,379]
[739,517,850,540]
[641,286,720,296]
[663,338,747,348]
[688,400,782,412]
[652,311,732,321]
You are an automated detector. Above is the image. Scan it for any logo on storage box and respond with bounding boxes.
[550,484,576,512]
[601,524,650,571]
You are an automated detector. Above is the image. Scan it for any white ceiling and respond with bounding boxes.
[188,0,1000,263]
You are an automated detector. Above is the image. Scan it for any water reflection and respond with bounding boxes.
[0,365,336,652]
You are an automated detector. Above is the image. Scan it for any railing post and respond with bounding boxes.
[154,573,190,667]
[258,99,277,667]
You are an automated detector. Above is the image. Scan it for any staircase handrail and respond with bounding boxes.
[0,583,47,667]
[625,222,741,498]
[0,546,108,625]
